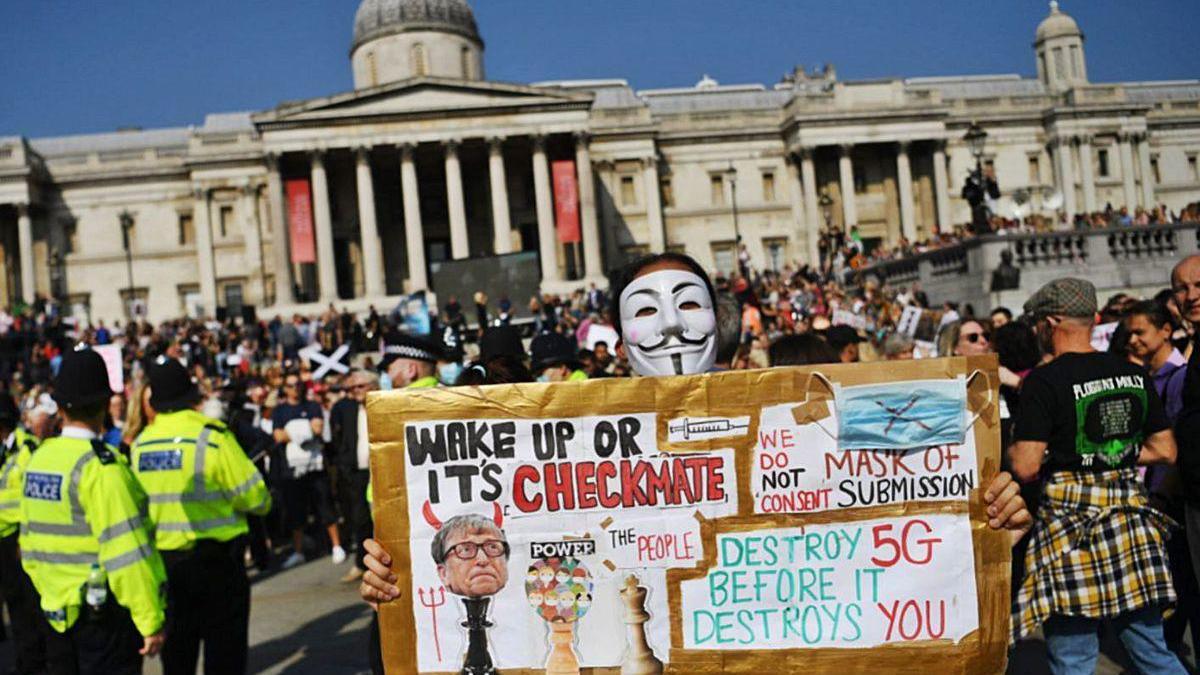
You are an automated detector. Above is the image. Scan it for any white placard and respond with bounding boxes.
[679,513,979,649]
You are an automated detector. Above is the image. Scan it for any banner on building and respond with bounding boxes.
[367,356,1009,674]
[551,159,581,244]
[285,178,317,265]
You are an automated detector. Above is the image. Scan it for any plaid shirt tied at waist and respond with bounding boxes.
[1012,468,1176,641]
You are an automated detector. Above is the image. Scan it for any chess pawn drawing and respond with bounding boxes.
[619,575,663,675]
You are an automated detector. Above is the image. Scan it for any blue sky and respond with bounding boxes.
[2,1,1198,138]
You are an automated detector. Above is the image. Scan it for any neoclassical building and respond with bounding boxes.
[2,0,1199,322]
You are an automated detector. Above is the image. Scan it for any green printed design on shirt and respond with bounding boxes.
[1073,385,1147,468]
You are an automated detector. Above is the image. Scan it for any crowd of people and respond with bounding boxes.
[3,237,1200,672]
[817,199,1200,279]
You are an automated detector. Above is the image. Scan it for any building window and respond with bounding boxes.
[1098,149,1110,178]
[461,47,472,79]
[711,242,736,274]
[853,169,866,195]
[223,283,244,317]
[710,174,725,206]
[178,212,194,245]
[1151,155,1161,185]
[1069,45,1079,78]
[661,177,674,208]
[1190,154,1200,183]
[761,171,776,202]
[1027,156,1040,185]
[219,205,233,238]
[411,43,427,77]
[1053,47,1066,80]
[366,51,378,87]
[619,175,637,206]
[763,237,788,271]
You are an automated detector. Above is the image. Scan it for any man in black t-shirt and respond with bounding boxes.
[1010,278,1184,674]
[272,372,344,570]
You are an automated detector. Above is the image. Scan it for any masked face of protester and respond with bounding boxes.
[618,262,717,377]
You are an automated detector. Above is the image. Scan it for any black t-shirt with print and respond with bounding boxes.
[1013,351,1169,473]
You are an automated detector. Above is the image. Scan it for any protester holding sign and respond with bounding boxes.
[360,254,1033,675]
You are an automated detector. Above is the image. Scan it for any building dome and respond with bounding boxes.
[352,0,482,53]
[1035,1,1081,43]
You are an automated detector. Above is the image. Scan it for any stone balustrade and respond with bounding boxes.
[857,223,1198,313]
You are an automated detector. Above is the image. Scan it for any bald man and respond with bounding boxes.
[1170,254,1200,614]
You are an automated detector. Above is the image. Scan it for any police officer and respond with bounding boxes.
[379,329,443,391]
[20,347,167,675]
[530,332,588,383]
[0,393,48,673]
[131,356,271,675]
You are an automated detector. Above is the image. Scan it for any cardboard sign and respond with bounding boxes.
[367,356,1008,674]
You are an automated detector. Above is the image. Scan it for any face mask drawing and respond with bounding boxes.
[619,269,717,376]
[814,373,987,451]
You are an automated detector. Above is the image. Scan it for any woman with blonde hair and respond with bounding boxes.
[122,381,155,446]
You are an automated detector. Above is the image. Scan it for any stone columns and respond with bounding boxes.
[1137,133,1155,208]
[799,149,821,265]
[238,183,264,301]
[932,142,952,231]
[192,188,219,314]
[354,146,385,297]
[1054,138,1077,220]
[265,154,294,305]
[837,144,858,227]
[1077,135,1097,214]
[574,133,603,277]
[444,140,469,260]
[309,150,337,303]
[896,141,917,242]
[532,135,560,283]
[487,137,513,255]
[641,155,666,254]
[1118,133,1137,209]
[785,155,808,264]
[15,203,34,305]
[399,144,427,291]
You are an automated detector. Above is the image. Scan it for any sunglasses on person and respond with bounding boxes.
[962,331,989,344]
[443,540,509,561]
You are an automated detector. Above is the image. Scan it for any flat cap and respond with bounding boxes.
[1023,277,1098,318]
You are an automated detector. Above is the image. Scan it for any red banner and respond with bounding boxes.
[285,178,316,264]
[551,159,581,244]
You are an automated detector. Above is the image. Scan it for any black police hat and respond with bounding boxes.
[148,356,202,412]
[379,330,443,372]
[479,326,526,362]
[530,332,579,372]
[52,347,115,410]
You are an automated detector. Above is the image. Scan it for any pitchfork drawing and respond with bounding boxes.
[419,585,447,662]
[876,395,932,435]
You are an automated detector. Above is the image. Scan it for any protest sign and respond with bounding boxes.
[93,344,124,394]
[367,356,1008,674]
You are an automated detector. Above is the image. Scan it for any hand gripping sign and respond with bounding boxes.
[367,355,1009,674]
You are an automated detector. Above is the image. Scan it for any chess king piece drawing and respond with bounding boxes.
[524,557,594,675]
[425,502,510,675]
[619,575,663,674]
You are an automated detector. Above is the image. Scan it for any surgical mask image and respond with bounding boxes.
[378,372,393,391]
[619,268,717,377]
[439,362,463,386]
[813,373,987,451]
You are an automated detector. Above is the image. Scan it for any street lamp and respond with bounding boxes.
[964,121,988,176]
[818,191,834,232]
[118,210,136,317]
[724,165,741,245]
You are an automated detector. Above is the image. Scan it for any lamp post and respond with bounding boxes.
[724,165,741,245]
[964,122,988,180]
[119,210,136,317]
[962,122,994,233]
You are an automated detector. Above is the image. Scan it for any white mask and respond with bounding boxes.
[619,268,717,376]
